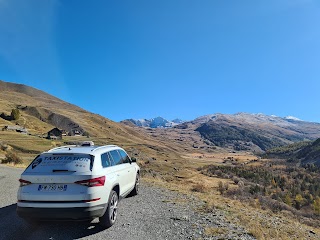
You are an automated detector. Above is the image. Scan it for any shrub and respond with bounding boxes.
[83,131,90,138]
[218,181,229,194]
[233,176,240,184]
[238,180,245,187]
[191,183,206,193]
[2,151,22,164]
[0,142,9,151]
[284,193,292,206]
[11,109,20,120]
[314,196,320,215]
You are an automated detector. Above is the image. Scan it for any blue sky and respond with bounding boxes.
[0,0,319,122]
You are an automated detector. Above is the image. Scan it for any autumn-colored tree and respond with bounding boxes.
[313,196,320,215]
[284,193,292,206]
[295,194,304,210]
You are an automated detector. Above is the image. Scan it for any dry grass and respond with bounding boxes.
[191,183,207,193]
[204,226,227,236]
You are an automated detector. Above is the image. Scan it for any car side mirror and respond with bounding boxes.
[131,157,137,163]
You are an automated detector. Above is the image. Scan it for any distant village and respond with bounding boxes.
[1,108,85,140]
[2,125,83,140]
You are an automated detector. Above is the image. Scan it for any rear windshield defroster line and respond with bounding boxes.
[90,155,94,171]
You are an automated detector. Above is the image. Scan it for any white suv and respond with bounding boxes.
[17,142,140,228]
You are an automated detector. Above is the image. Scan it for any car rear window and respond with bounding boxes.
[25,154,93,173]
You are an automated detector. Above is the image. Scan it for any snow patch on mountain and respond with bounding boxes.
[285,116,302,121]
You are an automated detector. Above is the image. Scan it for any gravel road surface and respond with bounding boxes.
[0,165,254,240]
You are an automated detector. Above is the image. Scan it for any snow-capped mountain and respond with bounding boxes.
[121,117,184,128]
[122,112,320,152]
[284,116,302,121]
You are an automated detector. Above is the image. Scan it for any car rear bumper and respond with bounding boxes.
[16,204,105,220]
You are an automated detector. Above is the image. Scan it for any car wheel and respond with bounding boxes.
[99,190,118,228]
[129,173,140,196]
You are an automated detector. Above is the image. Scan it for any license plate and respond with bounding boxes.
[38,184,67,191]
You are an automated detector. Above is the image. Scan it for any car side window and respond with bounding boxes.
[101,153,111,168]
[118,150,130,164]
[107,152,115,166]
[109,150,122,165]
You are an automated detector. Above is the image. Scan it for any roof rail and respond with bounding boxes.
[90,146,105,152]
[106,145,118,148]
[47,145,77,152]
[91,145,118,152]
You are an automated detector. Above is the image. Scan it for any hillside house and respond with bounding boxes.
[3,125,28,134]
[73,130,81,136]
[61,130,68,136]
[47,128,62,140]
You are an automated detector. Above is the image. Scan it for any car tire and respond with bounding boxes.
[99,190,118,228]
[129,173,140,197]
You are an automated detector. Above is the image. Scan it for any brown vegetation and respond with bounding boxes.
[199,161,320,225]
[2,151,22,164]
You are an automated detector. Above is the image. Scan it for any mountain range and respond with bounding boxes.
[127,113,320,152]
[122,117,184,128]
[192,113,320,151]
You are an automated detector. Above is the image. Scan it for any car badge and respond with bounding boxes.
[32,158,42,169]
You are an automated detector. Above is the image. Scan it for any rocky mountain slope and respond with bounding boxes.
[191,113,320,151]
[135,113,320,152]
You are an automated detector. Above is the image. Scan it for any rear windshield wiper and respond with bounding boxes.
[52,169,76,173]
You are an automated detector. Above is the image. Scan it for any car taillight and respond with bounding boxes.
[19,179,31,187]
[75,176,105,187]
[82,198,101,202]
